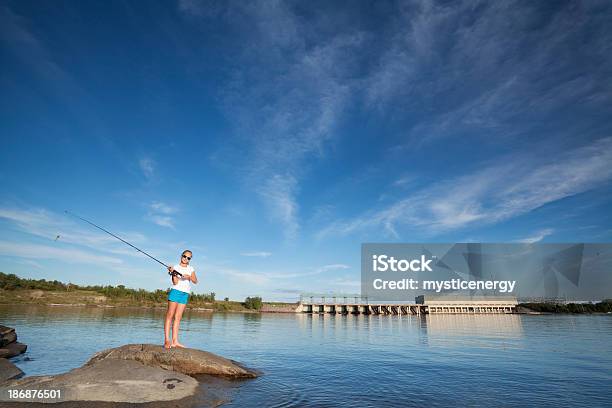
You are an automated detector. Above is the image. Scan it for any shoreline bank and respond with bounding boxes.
[2,273,610,315]
[2,298,612,316]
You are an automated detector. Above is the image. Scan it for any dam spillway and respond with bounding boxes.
[297,295,518,315]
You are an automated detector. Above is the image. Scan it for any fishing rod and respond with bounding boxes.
[64,210,182,277]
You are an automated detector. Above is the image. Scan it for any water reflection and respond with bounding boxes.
[295,312,523,338]
[0,305,610,408]
[424,313,524,337]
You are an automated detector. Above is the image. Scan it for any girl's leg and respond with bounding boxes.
[171,303,187,348]
[164,301,177,349]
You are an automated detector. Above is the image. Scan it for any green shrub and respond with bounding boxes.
[244,296,263,310]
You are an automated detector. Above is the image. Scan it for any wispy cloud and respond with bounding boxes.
[0,206,159,264]
[215,266,269,286]
[365,1,612,147]
[258,174,299,239]
[195,2,367,239]
[0,241,123,265]
[240,251,272,258]
[214,262,350,286]
[146,201,177,229]
[515,228,554,244]
[393,174,417,187]
[319,137,612,238]
[195,0,612,241]
[365,1,612,143]
[318,264,350,272]
[149,215,174,229]
[150,201,177,215]
[0,207,145,250]
[0,205,192,285]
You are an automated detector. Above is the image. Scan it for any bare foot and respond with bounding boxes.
[171,341,186,348]
[164,341,173,349]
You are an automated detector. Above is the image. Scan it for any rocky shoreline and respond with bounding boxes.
[3,300,292,314]
[0,325,26,384]
[0,342,258,406]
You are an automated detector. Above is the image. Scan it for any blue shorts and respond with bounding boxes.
[168,289,189,304]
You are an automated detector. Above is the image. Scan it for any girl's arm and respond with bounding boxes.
[190,271,198,284]
[168,266,179,285]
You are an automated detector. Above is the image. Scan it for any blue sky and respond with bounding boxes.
[1,0,611,301]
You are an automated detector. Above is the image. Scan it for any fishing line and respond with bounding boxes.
[64,210,182,277]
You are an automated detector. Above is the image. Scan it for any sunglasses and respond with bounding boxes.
[182,255,191,260]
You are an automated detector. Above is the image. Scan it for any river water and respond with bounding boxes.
[1,305,611,407]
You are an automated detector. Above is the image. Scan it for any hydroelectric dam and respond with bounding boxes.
[296,294,518,315]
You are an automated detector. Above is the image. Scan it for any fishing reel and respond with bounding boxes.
[169,269,183,278]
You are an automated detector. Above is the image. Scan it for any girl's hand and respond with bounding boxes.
[167,266,173,274]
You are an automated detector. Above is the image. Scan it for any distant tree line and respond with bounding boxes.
[520,300,612,313]
[0,272,215,303]
[1,272,67,291]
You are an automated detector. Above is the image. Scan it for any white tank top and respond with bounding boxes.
[171,264,194,293]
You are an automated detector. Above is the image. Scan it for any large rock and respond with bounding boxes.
[0,331,16,347]
[0,358,24,383]
[86,344,257,378]
[0,359,198,404]
[0,344,257,405]
[0,325,14,336]
[0,325,16,347]
[0,342,27,359]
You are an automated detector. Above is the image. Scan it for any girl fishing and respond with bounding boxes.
[64,212,200,349]
[165,250,198,349]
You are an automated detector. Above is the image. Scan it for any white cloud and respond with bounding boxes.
[240,251,272,258]
[393,175,416,187]
[0,241,123,265]
[515,228,554,244]
[146,201,177,229]
[180,0,612,243]
[0,207,145,251]
[318,264,350,272]
[319,137,612,238]
[215,266,269,286]
[149,215,174,229]
[0,206,198,285]
[365,0,612,146]
[150,201,177,215]
[258,174,299,239]
[208,3,366,239]
[213,262,350,286]
[0,206,175,272]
